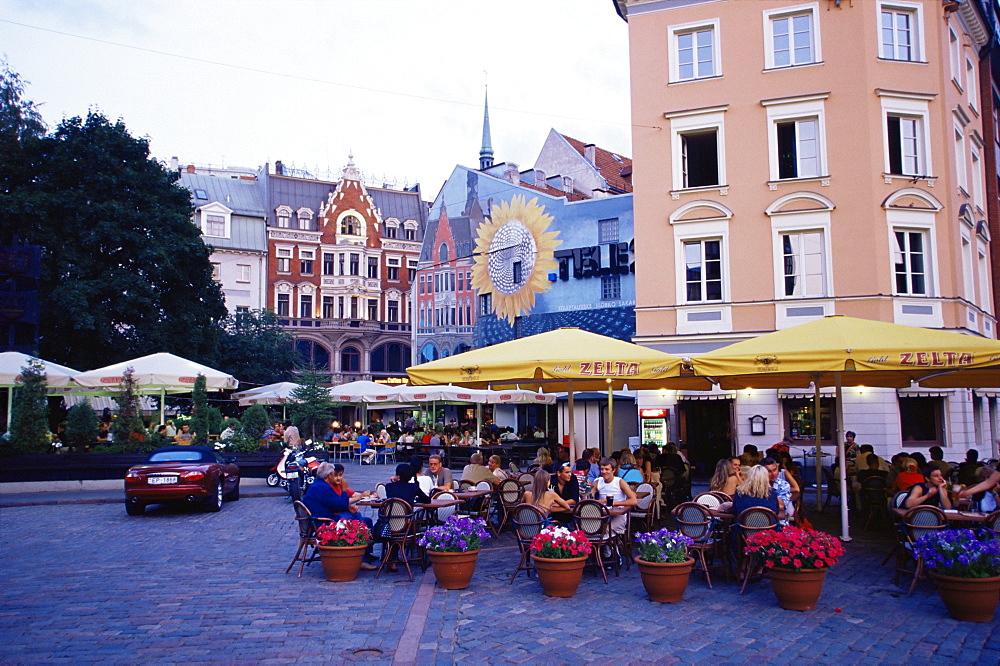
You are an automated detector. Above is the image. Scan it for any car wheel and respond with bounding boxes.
[206,481,223,512]
[266,472,281,487]
[228,480,240,501]
[125,500,145,516]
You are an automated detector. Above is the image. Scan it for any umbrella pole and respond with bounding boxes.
[607,381,614,454]
[836,373,851,542]
[6,388,11,432]
[567,380,576,461]
[160,388,165,426]
[814,379,823,511]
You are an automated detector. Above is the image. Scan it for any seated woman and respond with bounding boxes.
[709,458,740,497]
[618,450,645,484]
[528,447,552,473]
[302,462,377,567]
[904,466,953,509]
[523,469,573,518]
[891,458,925,494]
[732,465,784,517]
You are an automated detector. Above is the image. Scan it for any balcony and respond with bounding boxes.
[278,317,411,333]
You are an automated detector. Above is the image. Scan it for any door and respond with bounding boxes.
[677,399,732,477]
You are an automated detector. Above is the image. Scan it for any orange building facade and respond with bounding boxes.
[617,0,999,469]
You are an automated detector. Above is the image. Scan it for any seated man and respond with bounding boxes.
[738,444,761,469]
[592,457,638,538]
[426,455,454,492]
[357,429,376,465]
[957,449,983,487]
[925,446,952,478]
[499,427,519,442]
[461,452,496,485]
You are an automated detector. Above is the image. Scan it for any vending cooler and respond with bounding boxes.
[640,408,670,448]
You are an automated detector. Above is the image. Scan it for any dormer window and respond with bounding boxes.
[276,206,292,228]
[199,202,232,239]
[297,207,313,231]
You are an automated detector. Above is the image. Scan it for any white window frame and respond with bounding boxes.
[962,232,975,304]
[275,246,293,273]
[296,207,313,231]
[971,138,984,211]
[299,293,313,319]
[666,107,727,191]
[892,228,929,296]
[763,3,820,70]
[672,220,729,305]
[211,262,222,281]
[763,94,828,181]
[879,91,933,177]
[668,19,721,83]
[950,28,962,86]
[769,208,832,301]
[978,241,991,311]
[236,263,250,283]
[198,202,232,239]
[878,1,924,63]
[967,58,978,113]
[955,123,968,195]
[275,205,292,229]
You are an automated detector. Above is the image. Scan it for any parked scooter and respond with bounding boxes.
[273,446,321,500]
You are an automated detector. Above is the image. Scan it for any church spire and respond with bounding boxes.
[479,87,494,171]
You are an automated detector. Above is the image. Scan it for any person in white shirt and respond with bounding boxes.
[219,422,239,441]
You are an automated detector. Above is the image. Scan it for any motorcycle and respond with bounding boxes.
[273,446,321,500]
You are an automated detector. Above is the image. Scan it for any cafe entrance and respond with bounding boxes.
[677,398,733,477]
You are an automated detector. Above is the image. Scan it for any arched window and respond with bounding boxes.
[340,215,361,235]
[455,343,471,355]
[294,340,330,370]
[341,346,360,373]
[371,342,410,373]
[438,242,450,263]
[420,343,439,364]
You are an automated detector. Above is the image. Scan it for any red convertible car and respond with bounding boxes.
[124,446,240,515]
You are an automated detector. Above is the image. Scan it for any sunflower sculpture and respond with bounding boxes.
[470,195,561,325]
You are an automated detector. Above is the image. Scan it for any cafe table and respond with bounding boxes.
[891,507,989,525]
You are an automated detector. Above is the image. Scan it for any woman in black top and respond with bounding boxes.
[550,462,580,526]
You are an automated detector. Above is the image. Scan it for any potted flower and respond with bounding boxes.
[913,528,1000,622]
[744,526,845,611]
[634,528,696,603]
[529,525,594,597]
[315,520,371,582]
[418,516,491,589]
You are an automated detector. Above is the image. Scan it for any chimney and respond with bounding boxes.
[275,160,284,175]
[170,156,179,172]
[533,169,546,187]
[503,163,519,184]
[584,144,596,165]
[186,164,196,174]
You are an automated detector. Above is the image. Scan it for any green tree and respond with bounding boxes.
[0,57,45,190]
[111,367,145,453]
[217,310,298,386]
[290,367,334,442]
[190,374,210,446]
[1,106,227,370]
[65,400,98,451]
[8,361,49,454]
[240,404,271,442]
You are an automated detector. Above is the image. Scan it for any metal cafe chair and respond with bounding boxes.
[509,503,546,584]
[734,506,779,595]
[286,501,332,578]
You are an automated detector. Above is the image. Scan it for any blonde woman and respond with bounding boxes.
[733,465,783,516]
[529,447,552,472]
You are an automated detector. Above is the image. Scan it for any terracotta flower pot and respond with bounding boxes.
[635,557,695,603]
[317,544,367,582]
[929,573,1000,622]
[428,550,480,590]
[531,555,587,597]
[767,567,828,611]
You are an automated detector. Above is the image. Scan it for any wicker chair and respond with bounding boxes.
[285,501,332,578]
[509,503,546,584]
[575,499,617,583]
[496,478,524,533]
[693,492,722,509]
[859,477,889,530]
[374,498,417,580]
[734,506,779,595]
[896,505,946,595]
[674,501,725,588]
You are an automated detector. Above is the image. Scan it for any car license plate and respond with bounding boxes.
[148,476,178,485]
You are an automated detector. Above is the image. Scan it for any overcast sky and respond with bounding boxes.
[1,0,632,195]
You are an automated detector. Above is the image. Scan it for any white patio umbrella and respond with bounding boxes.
[73,352,238,425]
[233,382,301,402]
[0,352,81,429]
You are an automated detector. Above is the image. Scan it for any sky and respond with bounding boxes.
[1,0,632,196]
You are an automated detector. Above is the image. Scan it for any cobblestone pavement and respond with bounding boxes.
[1,463,997,664]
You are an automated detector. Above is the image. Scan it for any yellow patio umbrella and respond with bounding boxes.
[407,328,711,460]
[688,315,1000,541]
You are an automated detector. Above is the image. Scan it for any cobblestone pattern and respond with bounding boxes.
[1,465,997,664]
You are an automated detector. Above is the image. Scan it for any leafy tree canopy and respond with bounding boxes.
[0,64,227,371]
[8,361,49,454]
[290,366,334,442]
[218,309,297,386]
